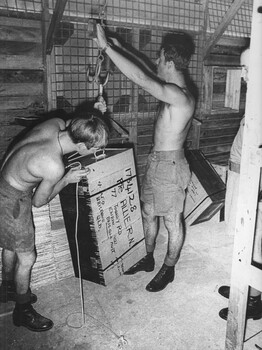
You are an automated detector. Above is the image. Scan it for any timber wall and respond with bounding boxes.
[0,0,253,177]
[0,14,46,163]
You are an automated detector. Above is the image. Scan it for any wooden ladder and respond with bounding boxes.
[225,1,262,349]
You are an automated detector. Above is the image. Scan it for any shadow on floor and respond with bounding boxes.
[1,221,261,350]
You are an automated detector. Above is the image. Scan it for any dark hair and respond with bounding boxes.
[161,32,195,70]
[66,109,109,149]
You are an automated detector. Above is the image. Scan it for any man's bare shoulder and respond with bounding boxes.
[160,83,195,113]
[28,151,65,184]
[165,89,195,116]
[33,118,66,134]
[32,148,64,172]
[178,86,195,110]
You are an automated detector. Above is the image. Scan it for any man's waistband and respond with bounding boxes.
[150,149,185,161]
[0,173,32,196]
[228,160,240,174]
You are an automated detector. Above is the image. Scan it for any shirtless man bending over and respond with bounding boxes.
[95,24,195,292]
[0,105,108,331]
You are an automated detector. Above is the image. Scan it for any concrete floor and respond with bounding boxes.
[0,220,262,350]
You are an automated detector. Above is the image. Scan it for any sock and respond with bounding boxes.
[1,279,13,285]
[162,263,175,270]
[164,256,176,267]
[0,280,15,296]
[16,290,31,304]
[2,280,15,288]
[146,243,155,254]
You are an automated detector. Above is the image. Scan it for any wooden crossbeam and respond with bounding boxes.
[46,0,68,55]
[247,264,262,292]
[204,0,246,59]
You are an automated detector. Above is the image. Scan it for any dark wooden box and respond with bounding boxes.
[60,148,146,286]
[184,150,226,225]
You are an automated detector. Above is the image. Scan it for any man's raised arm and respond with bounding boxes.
[95,24,190,107]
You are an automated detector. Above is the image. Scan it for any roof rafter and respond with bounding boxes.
[204,0,247,59]
[46,0,68,55]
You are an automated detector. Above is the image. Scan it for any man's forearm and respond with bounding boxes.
[105,45,152,90]
[108,37,153,73]
[32,177,68,208]
[47,179,68,203]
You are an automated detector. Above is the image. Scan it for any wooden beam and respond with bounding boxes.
[225,0,262,348]
[203,0,246,60]
[198,0,209,117]
[0,10,42,21]
[0,25,41,43]
[45,0,68,55]
[0,41,42,55]
[225,69,242,110]
[190,118,202,149]
[0,54,43,70]
[204,54,240,66]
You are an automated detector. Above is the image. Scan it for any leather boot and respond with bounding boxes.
[219,295,262,321]
[124,253,155,275]
[0,281,37,304]
[146,264,174,292]
[218,285,230,299]
[13,302,54,332]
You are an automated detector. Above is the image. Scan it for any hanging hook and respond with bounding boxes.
[99,0,108,27]
[96,70,110,87]
[87,47,110,86]
[87,48,105,82]
[96,70,110,109]
[87,49,110,112]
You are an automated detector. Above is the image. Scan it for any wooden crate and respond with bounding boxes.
[0,196,74,289]
[184,150,226,226]
[60,148,146,286]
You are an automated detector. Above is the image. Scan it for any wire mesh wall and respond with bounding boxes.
[50,0,203,122]
[0,0,42,13]
[0,0,254,172]
[0,0,253,121]
[208,0,252,37]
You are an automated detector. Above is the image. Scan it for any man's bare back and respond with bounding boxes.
[153,92,194,151]
[1,117,95,208]
[1,118,66,192]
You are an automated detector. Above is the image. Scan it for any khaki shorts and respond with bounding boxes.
[0,174,35,252]
[141,150,191,216]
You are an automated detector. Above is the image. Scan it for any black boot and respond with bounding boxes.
[146,264,174,292]
[0,281,37,304]
[124,253,155,275]
[218,285,230,299]
[219,295,262,321]
[13,302,54,332]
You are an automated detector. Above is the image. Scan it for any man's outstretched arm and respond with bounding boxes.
[32,161,88,207]
[107,35,155,74]
[95,24,190,107]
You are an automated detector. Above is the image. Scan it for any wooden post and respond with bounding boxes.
[203,0,246,59]
[225,1,262,349]
[46,0,68,55]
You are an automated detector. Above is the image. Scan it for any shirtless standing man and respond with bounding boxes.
[0,105,108,331]
[95,24,195,292]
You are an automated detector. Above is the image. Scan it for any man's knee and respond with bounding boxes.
[164,213,182,230]
[142,202,154,219]
[16,250,36,269]
[2,248,16,261]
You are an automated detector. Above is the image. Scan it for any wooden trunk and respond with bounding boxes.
[184,150,226,225]
[60,148,146,286]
